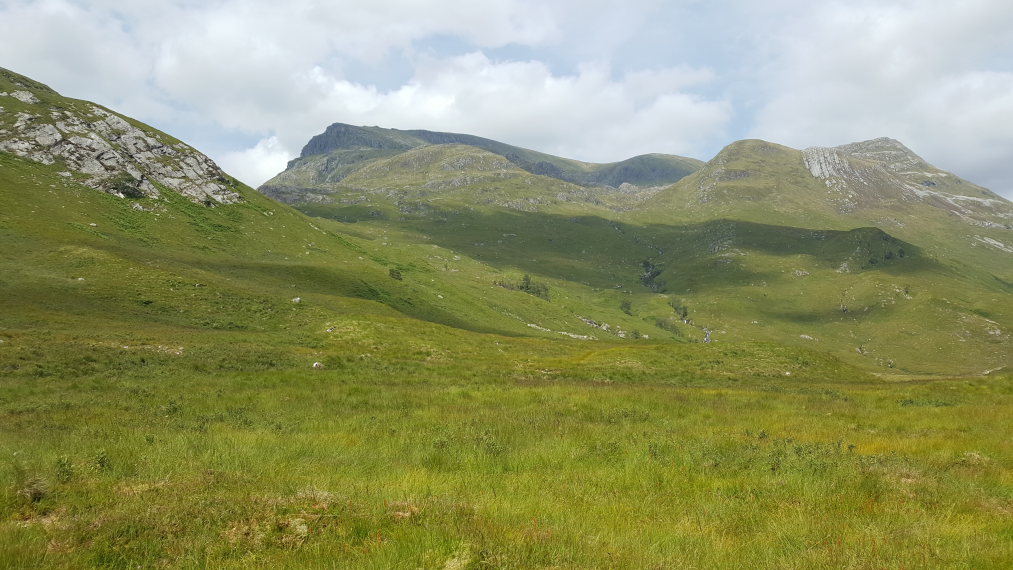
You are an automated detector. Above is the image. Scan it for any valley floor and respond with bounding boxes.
[2,330,1011,569]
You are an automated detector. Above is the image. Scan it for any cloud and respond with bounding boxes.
[218,136,292,188]
[126,0,731,180]
[210,53,730,185]
[0,0,149,102]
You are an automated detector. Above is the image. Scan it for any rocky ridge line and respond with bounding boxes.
[801,138,1013,226]
[0,82,242,205]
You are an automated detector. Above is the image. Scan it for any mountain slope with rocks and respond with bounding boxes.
[262,125,1011,375]
[1,65,1008,375]
[0,67,242,205]
[638,137,1013,281]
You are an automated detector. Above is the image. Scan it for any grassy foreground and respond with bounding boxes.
[2,329,1011,569]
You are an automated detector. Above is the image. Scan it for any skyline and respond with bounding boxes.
[2,0,1012,199]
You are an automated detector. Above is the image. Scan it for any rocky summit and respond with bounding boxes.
[802,137,1010,223]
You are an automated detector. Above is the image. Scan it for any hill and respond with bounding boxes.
[3,66,851,365]
[639,138,1012,278]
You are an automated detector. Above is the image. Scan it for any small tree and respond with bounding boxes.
[517,274,549,300]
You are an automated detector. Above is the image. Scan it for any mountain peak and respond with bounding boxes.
[834,137,929,175]
[299,123,416,158]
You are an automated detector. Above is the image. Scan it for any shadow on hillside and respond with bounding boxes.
[306,205,935,293]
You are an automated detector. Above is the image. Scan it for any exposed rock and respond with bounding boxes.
[835,137,926,175]
[0,85,242,205]
[973,235,1013,254]
[2,90,40,104]
[799,139,1013,228]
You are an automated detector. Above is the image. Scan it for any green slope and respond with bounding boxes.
[638,139,1013,279]
[0,70,828,364]
[2,67,1009,377]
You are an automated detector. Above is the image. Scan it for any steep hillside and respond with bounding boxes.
[639,138,1013,279]
[0,68,241,205]
[0,69,645,345]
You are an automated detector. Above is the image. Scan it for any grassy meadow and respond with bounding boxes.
[2,323,1012,568]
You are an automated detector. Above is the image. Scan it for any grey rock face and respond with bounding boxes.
[0,90,40,104]
[799,138,1013,226]
[0,92,242,205]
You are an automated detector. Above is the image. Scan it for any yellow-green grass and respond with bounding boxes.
[3,340,1011,568]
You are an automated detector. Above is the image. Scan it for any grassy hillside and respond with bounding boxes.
[638,139,1013,280]
[295,198,1009,375]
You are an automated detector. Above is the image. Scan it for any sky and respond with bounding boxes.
[2,0,1013,199]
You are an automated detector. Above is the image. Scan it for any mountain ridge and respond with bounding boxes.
[261,122,1011,374]
[268,122,704,193]
[1,66,1010,375]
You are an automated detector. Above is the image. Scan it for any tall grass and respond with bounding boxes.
[2,333,1010,568]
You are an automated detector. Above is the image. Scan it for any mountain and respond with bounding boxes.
[259,122,703,210]
[260,127,1012,375]
[639,138,1012,279]
[1,68,761,363]
[2,64,1009,375]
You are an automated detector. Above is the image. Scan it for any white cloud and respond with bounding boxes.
[0,0,149,102]
[183,52,730,186]
[218,136,292,188]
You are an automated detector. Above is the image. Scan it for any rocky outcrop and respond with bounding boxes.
[798,138,1013,225]
[801,146,881,213]
[835,137,928,175]
[0,73,242,205]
